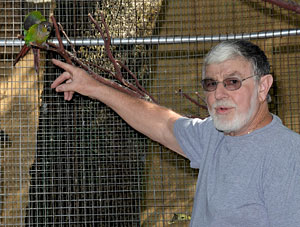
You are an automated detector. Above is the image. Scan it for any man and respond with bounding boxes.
[51,40,300,226]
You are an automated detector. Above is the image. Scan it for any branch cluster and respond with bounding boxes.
[33,13,157,103]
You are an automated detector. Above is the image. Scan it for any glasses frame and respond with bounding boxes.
[201,75,257,92]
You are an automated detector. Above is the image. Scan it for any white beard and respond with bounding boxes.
[208,88,258,133]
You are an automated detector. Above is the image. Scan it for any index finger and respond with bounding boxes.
[52,59,76,74]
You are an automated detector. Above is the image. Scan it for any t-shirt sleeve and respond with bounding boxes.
[173,117,207,168]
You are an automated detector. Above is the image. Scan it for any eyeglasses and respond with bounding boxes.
[201,75,256,92]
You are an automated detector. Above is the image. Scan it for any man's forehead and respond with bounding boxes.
[205,58,252,78]
[205,70,243,78]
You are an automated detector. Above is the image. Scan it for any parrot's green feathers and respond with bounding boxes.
[24,11,46,31]
[23,11,52,46]
[24,21,52,46]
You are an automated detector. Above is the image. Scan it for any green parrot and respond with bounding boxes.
[14,11,52,73]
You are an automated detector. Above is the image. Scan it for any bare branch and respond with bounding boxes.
[36,13,156,102]
[87,13,157,103]
[176,89,207,110]
[262,0,300,14]
[50,15,72,64]
[58,22,76,54]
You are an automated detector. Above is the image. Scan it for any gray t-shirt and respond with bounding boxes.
[174,114,300,227]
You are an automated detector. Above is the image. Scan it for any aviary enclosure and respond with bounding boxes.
[1,0,300,226]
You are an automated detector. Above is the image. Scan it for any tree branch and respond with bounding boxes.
[262,0,300,14]
[38,13,157,103]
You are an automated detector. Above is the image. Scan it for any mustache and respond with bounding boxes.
[211,100,237,109]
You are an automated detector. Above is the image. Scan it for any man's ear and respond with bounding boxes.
[258,74,273,102]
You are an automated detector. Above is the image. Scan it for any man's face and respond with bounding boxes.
[204,57,259,134]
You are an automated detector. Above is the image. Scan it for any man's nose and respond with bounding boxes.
[214,82,229,100]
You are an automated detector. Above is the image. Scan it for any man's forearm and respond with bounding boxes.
[89,82,185,156]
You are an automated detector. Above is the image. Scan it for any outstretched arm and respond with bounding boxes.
[51,59,185,157]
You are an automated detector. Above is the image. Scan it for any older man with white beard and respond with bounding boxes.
[51,40,300,227]
[202,42,273,136]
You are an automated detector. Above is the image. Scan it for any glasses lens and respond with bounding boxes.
[223,78,241,91]
[202,79,217,91]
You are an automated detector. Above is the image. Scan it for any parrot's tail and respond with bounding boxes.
[32,47,40,74]
[13,44,31,66]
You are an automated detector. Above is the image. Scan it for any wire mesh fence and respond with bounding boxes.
[1,0,300,226]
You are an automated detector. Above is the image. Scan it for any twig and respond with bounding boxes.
[195,92,206,104]
[50,15,72,64]
[88,14,127,85]
[88,13,156,103]
[116,60,157,102]
[176,89,207,110]
[69,53,143,99]
[262,0,300,14]
[58,22,76,54]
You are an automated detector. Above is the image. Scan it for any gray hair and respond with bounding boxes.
[202,40,270,80]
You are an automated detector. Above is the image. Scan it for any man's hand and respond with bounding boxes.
[51,59,101,101]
